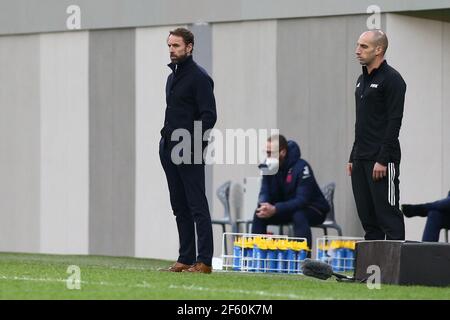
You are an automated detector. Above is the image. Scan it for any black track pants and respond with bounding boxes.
[351,160,405,240]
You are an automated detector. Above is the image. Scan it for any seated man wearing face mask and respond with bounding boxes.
[252,134,330,248]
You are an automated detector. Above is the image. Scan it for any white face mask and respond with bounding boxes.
[258,157,279,175]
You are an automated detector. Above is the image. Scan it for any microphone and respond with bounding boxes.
[301,259,355,282]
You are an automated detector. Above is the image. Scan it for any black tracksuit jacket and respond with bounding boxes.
[349,60,407,165]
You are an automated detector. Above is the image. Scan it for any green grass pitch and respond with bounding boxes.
[0,252,449,300]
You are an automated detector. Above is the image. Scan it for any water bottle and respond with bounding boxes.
[266,239,277,273]
[276,240,288,273]
[330,240,340,272]
[232,238,243,271]
[286,247,297,274]
[244,238,254,272]
[254,240,268,272]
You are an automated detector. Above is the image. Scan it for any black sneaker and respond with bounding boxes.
[401,204,428,218]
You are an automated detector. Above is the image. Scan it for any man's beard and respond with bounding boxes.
[171,52,188,63]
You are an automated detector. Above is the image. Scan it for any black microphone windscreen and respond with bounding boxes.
[301,258,334,280]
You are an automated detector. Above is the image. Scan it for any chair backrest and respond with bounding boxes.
[321,182,336,223]
[216,181,232,220]
[229,182,243,221]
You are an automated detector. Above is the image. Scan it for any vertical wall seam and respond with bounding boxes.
[441,21,445,196]
[37,33,42,253]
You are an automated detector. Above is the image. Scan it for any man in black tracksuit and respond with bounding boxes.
[348,30,406,240]
[159,28,217,273]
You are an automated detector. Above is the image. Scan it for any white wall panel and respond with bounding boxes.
[387,14,445,240]
[40,31,89,254]
[135,26,183,260]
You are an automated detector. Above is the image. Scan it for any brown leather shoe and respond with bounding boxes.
[182,262,212,274]
[158,262,192,272]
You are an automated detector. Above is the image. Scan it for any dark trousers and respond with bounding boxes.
[422,197,450,242]
[159,138,213,266]
[251,207,325,248]
[351,160,405,240]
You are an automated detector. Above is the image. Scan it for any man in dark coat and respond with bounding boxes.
[159,28,217,274]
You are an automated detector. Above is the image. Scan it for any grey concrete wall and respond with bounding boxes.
[134,25,181,261]
[40,31,89,254]
[386,14,450,241]
[0,34,41,252]
[89,29,136,256]
[1,0,450,35]
[443,22,450,195]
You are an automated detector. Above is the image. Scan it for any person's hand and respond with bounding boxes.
[347,163,353,176]
[256,202,276,219]
[373,162,387,181]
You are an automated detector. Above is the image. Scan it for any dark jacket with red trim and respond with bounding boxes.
[258,140,330,216]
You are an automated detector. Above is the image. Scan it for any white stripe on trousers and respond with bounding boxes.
[388,163,395,206]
